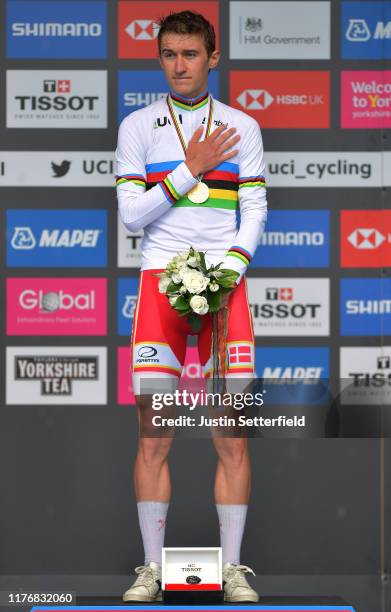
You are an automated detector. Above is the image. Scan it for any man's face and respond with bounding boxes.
[159,33,220,99]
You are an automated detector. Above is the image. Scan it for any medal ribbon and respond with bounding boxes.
[166,94,214,158]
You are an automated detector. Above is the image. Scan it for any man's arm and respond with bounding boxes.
[220,119,268,283]
[116,115,240,233]
[116,113,199,233]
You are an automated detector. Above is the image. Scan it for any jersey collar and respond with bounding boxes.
[169,89,209,111]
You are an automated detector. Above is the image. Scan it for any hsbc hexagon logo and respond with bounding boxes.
[125,20,158,41]
[348,228,385,250]
[237,89,274,110]
[341,210,391,267]
[118,2,219,59]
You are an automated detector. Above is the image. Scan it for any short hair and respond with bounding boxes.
[157,11,216,58]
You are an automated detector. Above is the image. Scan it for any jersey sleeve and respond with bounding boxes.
[220,118,267,283]
[116,111,198,232]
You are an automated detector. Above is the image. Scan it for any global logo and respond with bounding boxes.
[52,160,71,178]
[125,20,158,41]
[19,289,95,312]
[138,346,157,358]
[346,19,371,42]
[236,89,274,110]
[11,227,36,249]
[348,228,385,249]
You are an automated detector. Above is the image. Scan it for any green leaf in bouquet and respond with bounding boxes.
[166,281,181,293]
[173,295,191,311]
[208,290,221,313]
[198,251,207,273]
[187,313,202,332]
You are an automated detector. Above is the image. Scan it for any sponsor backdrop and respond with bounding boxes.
[0,0,390,610]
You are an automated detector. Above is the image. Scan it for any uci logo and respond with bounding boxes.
[138,346,158,358]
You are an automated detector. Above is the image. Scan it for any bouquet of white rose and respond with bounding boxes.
[156,246,239,333]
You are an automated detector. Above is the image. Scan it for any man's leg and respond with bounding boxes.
[213,436,250,564]
[123,269,188,602]
[199,278,259,601]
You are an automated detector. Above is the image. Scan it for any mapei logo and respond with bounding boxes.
[236,89,274,110]
[125,20,158,40]
[341,210,391,267]
[7,209,107,267]
[11,227,36,249]
[346,19,371,42]
[6,0,107,59]
[255,347,330,405]
[342,2,391,59]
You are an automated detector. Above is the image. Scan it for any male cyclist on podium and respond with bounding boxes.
[116,10,267,603]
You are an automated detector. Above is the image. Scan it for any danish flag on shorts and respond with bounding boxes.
[228,344,252,364]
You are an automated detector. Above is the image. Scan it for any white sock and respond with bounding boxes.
[216,504,248,566]
[137,501,169,566]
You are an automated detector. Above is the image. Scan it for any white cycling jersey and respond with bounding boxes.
[116,89,267,280]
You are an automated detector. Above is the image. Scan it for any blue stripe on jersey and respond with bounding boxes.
[146,161,239,174]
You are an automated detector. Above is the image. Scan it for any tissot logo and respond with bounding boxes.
[248,278,329,336]
[347,228,385,249]
[125,20,158,40]
[7,70,107,128]
[236,89,274,110]
[266,287,293,301]
[340,347,391,405]
[44,79,70,93]
[52,160,71,178]
[378,356,390,370]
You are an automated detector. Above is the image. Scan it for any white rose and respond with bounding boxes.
[169,295,179,306]
[172,272,182,284]
[190,295,209,315]
[158,275,171,293]
[209,282,219,292]
[178,265,191,279]
[187,256,198,268]
[182,270,209,294]
[179,285,187,294]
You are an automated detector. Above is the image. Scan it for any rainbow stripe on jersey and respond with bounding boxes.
[146,160,240,209]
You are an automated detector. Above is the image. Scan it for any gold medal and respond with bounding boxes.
[187,181,210,204]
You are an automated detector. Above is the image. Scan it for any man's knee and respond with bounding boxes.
[213,437,248,468]
[137,436,173,468]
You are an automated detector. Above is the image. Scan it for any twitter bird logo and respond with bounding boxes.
[52,160,71,178]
